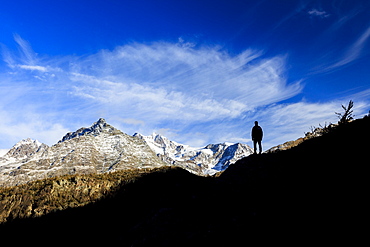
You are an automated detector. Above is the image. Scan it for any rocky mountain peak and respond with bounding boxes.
[58,118,122,143]
[5,138,48,159]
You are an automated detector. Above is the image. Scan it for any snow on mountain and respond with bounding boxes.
[0,119,165,187]
[4,138,48,160]
[58,118,120,143]
[134,133,253,176]
[0,118,253,187]
[133,133,196,160]
[0,149,9,157]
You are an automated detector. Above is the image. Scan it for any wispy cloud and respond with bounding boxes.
[17,64,48,72]
[328,25,370,69]
[311,18,370,74]
[255,101,339,147]
[0,104,70,148]
[2,35,51,77]
[68,44,302,122]
[311,24,370,74]
[308,8,330,18]
[13,34,37,65]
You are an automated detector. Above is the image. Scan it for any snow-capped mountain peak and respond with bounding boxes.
[5,138,48,159]
[58,118,122,143]
[134,133,253,175]
[133,132,193,159]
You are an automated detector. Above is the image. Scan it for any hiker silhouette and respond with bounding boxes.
[251,121,263,154]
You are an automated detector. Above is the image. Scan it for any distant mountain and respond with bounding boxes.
[134,133,253,175]
[0,118,165,187]
[3,138,47,160]
[0,118,253,187]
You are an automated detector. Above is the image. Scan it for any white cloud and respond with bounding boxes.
[328,26,370,70]
[308,9,330,18]
[311,25,370,74]
[17,64,48,72]
[68,42,302,124]
[13,34,37,64]
[121,118,145,126]
[0,108,70,148]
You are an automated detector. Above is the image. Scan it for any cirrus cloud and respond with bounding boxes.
[67,42,302,123]
[308,8,330,18]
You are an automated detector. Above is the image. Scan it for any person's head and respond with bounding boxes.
[254,121,259,126]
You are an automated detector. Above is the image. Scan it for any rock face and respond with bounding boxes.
[0,119,165,187]
[58,118,121,143]
[134,133,253,175]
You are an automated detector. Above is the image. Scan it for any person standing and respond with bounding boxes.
[251,121,263,154]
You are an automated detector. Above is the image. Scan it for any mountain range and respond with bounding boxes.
[0,118,253,187]
[134,132,253,175]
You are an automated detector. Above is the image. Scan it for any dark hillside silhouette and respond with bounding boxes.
[1,117,369,246]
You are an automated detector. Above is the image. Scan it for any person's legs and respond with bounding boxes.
[258,140,262,154]
[253,140,257,154]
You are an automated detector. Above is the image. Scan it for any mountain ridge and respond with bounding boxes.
[58,118,122,143]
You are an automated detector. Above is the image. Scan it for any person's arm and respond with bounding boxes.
[261,128,263,140]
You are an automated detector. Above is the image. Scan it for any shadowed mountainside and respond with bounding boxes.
[0,117,368,246]
[0,168,169,222]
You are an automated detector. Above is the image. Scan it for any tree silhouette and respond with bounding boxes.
[335,100,354,125]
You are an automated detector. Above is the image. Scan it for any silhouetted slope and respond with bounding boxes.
[1,117,369,246]
[220,117,369,244]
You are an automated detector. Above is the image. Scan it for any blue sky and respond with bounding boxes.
[0,0,369,150]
